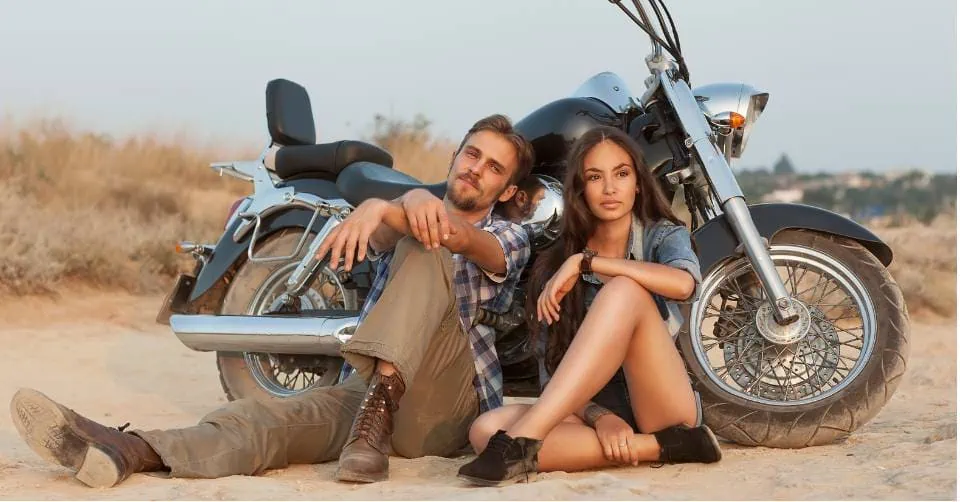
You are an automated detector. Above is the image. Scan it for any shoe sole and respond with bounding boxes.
[701,425,723,463]
[457,471,538,487]
[10,388,121,488]
[335,467,388,484]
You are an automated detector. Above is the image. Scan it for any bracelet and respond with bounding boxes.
[583,402,614,428]
[580,248,597,275]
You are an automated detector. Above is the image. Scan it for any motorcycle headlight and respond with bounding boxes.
[692,82,769,158]
[519,175,564,249]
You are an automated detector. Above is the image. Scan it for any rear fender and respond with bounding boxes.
[186,178,374,305]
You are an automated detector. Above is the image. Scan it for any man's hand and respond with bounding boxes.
[594,414,642,466]
[400,188,453,249]
[314,199,388,272]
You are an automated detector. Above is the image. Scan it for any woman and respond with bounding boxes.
[458,126,722,486]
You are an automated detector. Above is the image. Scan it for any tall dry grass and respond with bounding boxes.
[873,213,957,319]
[0,116,454,296]
[0,118,249,295]
[0,116,954,320]
[366,114,456,183]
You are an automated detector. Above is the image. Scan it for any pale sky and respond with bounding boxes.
[1,0,956,173]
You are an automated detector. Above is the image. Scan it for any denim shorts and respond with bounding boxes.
[591,368,703,432]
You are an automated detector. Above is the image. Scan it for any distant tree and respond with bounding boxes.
[773,154,796,175]
[802,187,838,210]
[919,206,939,226]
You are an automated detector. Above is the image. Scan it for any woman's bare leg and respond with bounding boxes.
[470,404,660,472]
[505,276,663,440]
[462,279,715,481]
[620,290,698,432]
[504,276,697,440]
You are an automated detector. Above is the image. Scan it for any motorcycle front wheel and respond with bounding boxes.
[679,229,910,448]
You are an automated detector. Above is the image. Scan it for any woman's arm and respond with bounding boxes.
[576,401,614,427]
[589,255,696,302]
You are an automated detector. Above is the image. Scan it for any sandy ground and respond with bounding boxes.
[0,291,955,500]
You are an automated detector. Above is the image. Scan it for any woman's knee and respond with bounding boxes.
[467,405,529,453]
[599,276,655,307]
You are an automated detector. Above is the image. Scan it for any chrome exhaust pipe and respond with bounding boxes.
[168,313,359,355]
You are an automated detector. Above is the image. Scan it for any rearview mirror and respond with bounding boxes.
[265,79,316,146]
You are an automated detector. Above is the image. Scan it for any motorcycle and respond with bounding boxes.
[157,0,909,448]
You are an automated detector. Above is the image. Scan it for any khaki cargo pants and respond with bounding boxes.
[132,237,479,478]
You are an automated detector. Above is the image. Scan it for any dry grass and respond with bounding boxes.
[366,114,457,183]
[0,116,953,320]
[0,118,258,296]
[0,116,453,296]
[873,212,957,319]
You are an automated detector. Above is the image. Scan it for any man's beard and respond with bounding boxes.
[448,179,508,213]
[448,187,481,211]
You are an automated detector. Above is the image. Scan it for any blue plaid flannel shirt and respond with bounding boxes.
[357,212,530,413]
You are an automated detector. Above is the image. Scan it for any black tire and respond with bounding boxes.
[215,229,355,401]
[679,229,911,448]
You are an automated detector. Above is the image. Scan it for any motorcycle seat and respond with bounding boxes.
[275,141,394,181]
[336,161,446,206]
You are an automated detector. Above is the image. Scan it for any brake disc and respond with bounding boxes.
[723,306,840,401]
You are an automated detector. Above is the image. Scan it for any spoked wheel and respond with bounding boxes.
[216,230,358,401]
[679,229,910,448]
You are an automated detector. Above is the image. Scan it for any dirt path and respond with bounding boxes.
[0,292,954,499]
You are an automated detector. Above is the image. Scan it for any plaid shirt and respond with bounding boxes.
[358,212,530,413]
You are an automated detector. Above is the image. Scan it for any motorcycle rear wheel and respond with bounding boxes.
[216,229,357,401]
[679,229,910,448]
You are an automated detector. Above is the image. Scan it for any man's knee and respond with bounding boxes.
[392,407,475,459]
[392,236,453,274]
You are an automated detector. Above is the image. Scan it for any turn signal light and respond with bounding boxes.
[729,112,746,129]
[175,242,198,254]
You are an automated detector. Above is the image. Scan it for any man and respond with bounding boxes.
[9,114,534,488]
[493,175,546,223]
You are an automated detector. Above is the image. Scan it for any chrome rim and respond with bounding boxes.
[689,244,877,407]
[243,262,356,398]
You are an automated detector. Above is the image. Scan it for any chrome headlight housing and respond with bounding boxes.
[692,82,769,158]
[519,175,564,249]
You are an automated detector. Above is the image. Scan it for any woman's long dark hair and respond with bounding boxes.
[526,126,683,376]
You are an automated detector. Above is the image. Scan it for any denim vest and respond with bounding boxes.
[536,215,702,387]
[581,215,702,336]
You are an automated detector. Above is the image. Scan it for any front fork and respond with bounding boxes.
[657,70,799,325]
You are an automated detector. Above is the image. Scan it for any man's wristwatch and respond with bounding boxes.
[581,248,598,275]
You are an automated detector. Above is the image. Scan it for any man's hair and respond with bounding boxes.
[455,114,535,185]
[515,174,544,194]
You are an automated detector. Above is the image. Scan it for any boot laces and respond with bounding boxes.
[485,433,515,459]
[354,383,394,440]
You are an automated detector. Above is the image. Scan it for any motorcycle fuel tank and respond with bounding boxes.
[514,96,623,182]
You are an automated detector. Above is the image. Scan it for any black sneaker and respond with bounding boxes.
[457,430,542,487]
[653,424,723,464]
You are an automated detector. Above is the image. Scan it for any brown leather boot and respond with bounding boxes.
[335,372,405,483]
[10,388,165,488]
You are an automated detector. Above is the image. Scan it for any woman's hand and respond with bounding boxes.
[594,414,641,465]
[536,253,582,324]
